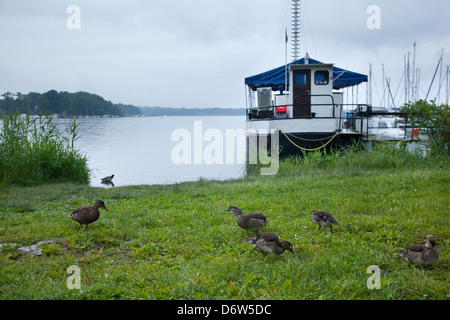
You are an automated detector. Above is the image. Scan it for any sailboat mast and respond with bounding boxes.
[446,65,449,106]
[367,63,373,106]
[437,48,444,104]
[412,42,416,101]
[404,53,408,103]
[382,64,386,109]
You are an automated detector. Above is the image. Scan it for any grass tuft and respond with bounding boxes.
[0,112,90,186]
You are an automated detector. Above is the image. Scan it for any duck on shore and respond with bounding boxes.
[225,206,268,233]
[69,200,109,229]
[395,239,439,264]
[310,210,340,233]
[245,232,295,256]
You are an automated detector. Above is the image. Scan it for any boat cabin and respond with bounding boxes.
[244,55,371,156]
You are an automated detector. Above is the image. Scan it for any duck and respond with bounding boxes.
[225,206,268,233]
[69,200,109,229]
[101,174,114,183]
[310,210,340,233]
[245,232,295,256]
[396,239,439,264]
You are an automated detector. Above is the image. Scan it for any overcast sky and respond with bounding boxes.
[1,0,449,109]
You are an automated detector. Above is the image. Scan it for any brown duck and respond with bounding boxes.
[245,232,295,256]
[310,210,340,233]
[225,206,268,232]
[101,174,114,183]
[396,239,439,264]
[69,200,109,229]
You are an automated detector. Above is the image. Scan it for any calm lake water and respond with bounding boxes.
[56,116,247,187]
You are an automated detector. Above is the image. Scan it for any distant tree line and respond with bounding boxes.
[0,90,245,117]
[0,90,122,116]
[135,106,245,117]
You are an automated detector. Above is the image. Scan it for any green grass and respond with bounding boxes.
[0,150,449,300]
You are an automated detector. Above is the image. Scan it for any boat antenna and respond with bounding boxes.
[291,0,301,61]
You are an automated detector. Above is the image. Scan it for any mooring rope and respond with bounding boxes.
[279,129,420,152]
[279,129,340,152]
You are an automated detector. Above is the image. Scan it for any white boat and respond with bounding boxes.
[368,114,406,141]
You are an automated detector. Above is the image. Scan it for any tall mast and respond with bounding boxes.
[412,42,416,101]
[446,65,449,107]
[404,53,408,104]
[367,63,373,106]
[437,48,444,104]
[382,64,386,109]
[291,0,301,61]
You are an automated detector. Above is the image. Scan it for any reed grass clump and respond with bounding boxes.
[0,112,90,186]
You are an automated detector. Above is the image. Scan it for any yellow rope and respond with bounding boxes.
[279,129,421,152]
[283,131,337,142]
[279,129,340,152]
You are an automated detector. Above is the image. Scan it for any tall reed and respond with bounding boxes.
[0,113,90,186]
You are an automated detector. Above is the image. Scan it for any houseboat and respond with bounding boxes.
[244,54,406,158]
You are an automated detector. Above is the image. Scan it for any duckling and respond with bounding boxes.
[245,232,295,256]
[225,206,268,233]
[310,210,340,233]
[101,174,114,183]
[396,239,439,264]
[69,200,109,229]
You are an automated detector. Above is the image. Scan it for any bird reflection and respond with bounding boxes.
[101,174,115,187]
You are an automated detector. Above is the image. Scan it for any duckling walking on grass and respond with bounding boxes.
[70,200,109,229]
[245,232,295,256]
[396,239,439,264]
[310,210,340,233]
[225,206,268,233]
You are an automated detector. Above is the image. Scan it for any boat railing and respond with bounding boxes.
[247,94,345,122]
[247,98,412,139]
[248,102,339,121]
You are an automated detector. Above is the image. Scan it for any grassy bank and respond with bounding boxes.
[0,150,448,300]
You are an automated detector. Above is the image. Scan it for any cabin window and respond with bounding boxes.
[295,73,306,85]
[314,70,329,85]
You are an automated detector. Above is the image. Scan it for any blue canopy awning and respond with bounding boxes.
[245,57,368,91]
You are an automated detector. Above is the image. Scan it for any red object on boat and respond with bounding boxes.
[275,106,287,114]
